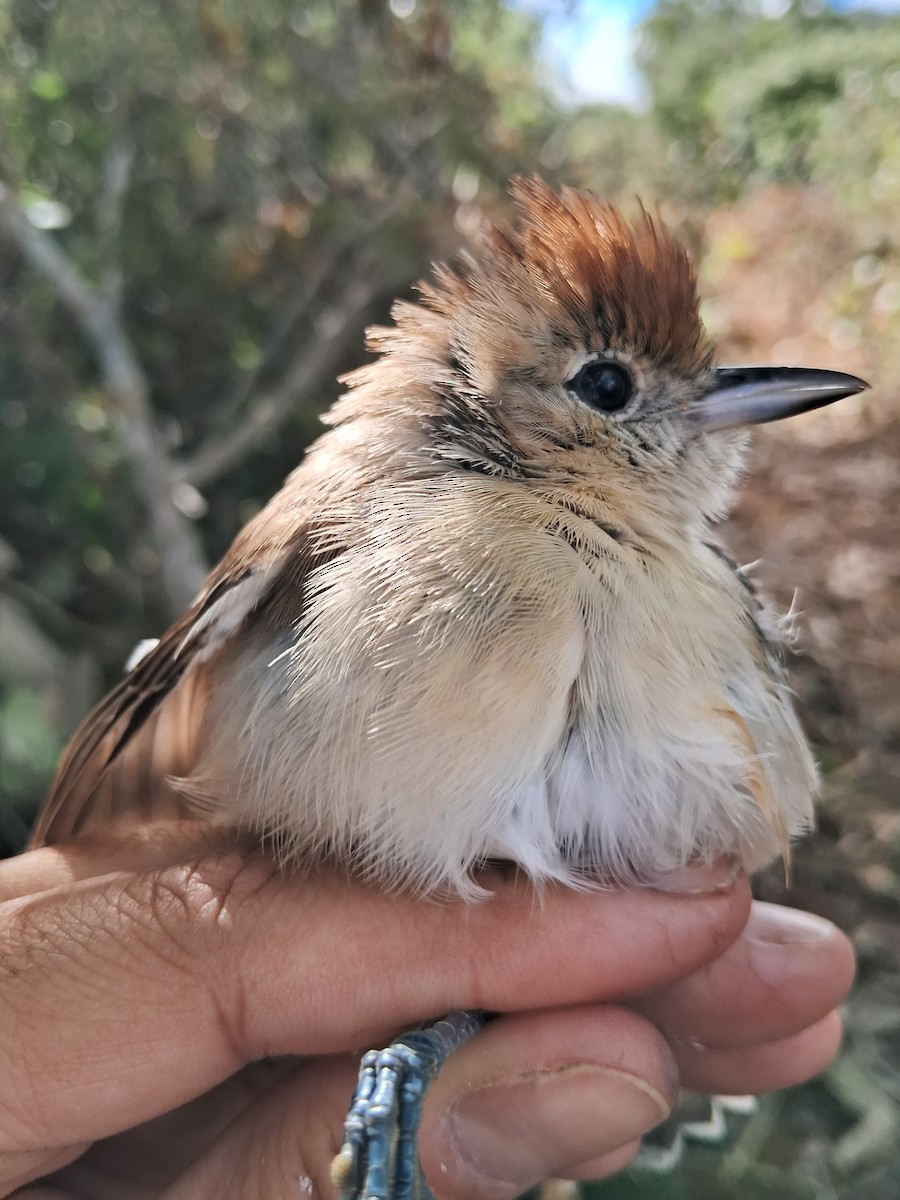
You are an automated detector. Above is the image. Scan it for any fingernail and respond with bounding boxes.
[653,857,741,895]
[745,901,836,946]
[448,1066,671,1190]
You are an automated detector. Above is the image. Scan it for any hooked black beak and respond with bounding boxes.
[696,366,869,432]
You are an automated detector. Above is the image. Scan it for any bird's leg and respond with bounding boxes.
[330,1010,485,1200]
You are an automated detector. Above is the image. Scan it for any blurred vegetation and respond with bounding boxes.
[1,0,899,1196]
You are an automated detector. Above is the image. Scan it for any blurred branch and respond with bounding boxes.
[0,179,206,615]
[212,193,410,435]
[183,182,416,488]
[181,272,382,488]
[97,134,135,302]
[0,182,105,332]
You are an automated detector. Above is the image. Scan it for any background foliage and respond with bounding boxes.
[1,0,899,1196]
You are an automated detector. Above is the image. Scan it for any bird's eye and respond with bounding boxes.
[566,361,634,414]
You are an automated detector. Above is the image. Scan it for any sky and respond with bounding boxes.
[538,0,900,108]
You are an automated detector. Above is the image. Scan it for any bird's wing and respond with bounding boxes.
[31,621,212,845]
[31,499,326,847]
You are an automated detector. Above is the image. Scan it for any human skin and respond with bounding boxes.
[0,822,854,1200]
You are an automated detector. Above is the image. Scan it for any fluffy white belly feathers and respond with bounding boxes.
[187,474,814,896]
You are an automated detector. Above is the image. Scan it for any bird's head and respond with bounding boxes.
[332,178,867,531]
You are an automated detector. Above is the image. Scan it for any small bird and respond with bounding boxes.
[32,178,866,1198]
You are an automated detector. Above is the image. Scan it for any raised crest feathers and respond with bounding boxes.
[414,176,712,377]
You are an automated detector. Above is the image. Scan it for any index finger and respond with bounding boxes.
[0,849,749,1158]
[0,822,239,901]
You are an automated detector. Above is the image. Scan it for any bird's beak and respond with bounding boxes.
[695,366,869,432]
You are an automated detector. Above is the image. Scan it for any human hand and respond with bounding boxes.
[0,823,854,1199]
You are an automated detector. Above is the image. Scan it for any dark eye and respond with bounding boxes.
[567,361,634,414]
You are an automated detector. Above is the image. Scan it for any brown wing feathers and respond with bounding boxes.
[30,606,213,846]
[32,510,323,847]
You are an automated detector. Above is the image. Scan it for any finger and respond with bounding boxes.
[160,1007,675,1200]
[36,1059,299,1198]
[560,1140,641,1181]
[0,1147,86,1198]
[673,1010,843,1095]
[418,1007,675,1198]
[0,851,745,1160]
[634,901,855,1049]
[157,1056,354,1200]
[0,822,237,901]
[9,1189,76,1200]
[235,858,750,1049]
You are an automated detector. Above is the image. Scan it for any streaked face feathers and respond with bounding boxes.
[326,179,861,540]
[334,178,721,504]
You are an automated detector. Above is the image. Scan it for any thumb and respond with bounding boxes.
[159,1006,676,1200]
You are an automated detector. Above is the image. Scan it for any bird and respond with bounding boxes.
[32,177,867,1198]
